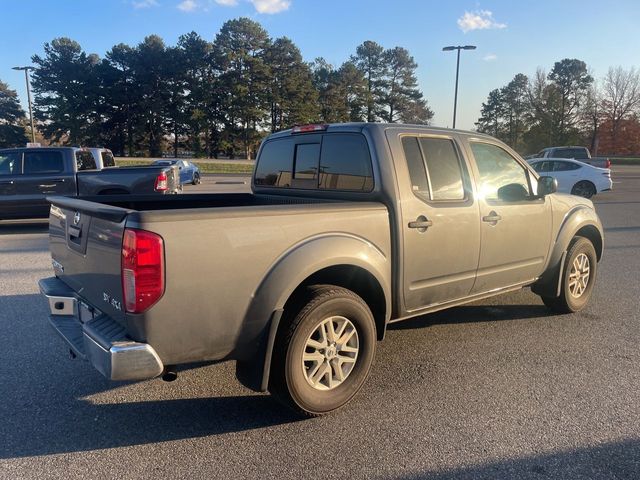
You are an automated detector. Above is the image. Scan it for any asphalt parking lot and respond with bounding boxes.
[0,168,639,479]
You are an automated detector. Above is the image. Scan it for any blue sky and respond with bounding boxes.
[1,0,639,130]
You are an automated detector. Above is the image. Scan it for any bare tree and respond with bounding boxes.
[601,66,640,151]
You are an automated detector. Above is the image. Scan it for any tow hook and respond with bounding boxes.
[162,365,178,382]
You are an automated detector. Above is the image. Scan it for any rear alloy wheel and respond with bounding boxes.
[541,237,597,313]
[270,285,376,417]
[192,172,201,185]
[571,181,596,198]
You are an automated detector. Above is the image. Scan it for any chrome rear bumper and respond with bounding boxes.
[39,277,163,381]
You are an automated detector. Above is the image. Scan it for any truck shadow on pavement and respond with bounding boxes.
[398,439,640,479]
[0,293,302,459]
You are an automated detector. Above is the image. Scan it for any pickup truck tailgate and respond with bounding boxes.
[47,196,131,323]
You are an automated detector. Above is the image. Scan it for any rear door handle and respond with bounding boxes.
[482,211,502,224]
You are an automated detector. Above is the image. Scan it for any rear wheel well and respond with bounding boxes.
[283,265,387,341]
[575,225,603,260]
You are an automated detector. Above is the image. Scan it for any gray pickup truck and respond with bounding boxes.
[532,146,611,169]
[0,147,180,220]
[39,123,604,416]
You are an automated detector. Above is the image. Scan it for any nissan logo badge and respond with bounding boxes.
[73,211,81,225]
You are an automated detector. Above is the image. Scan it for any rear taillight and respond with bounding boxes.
[155,171,168,191]
[122,228,165,313]
[605,159,611,169]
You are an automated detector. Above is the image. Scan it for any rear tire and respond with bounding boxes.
[541,237,597,313]
[192,172,200,185]
[571,181,596,198]
[269,285,376,417]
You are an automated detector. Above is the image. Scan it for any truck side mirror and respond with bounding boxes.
[537,176,557,196]
[497,183,529,201]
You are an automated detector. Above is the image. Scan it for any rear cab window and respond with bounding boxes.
[554,147,589,159]
[101,150,115,167]
[255,132,373,192]
[76,151,97,171]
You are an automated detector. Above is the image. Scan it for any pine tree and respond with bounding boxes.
[31,37,100,145]
[212,18,271,159]
[351,41,387,122]
[381,47,432,124]
[265,37,318,131]
[0,80,28,148]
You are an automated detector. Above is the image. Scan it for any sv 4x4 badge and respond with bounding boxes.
[103,292,122,311]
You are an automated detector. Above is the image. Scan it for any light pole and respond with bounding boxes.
[12,66,36,143]
[442,45,476,129]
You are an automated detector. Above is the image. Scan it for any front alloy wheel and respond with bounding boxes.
[568,253,590,298]
[541,236,597,313]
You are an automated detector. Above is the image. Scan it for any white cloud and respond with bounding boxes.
[177,0,197,11]
[457,10,506,33]
[215,0,238,5]
[483,53,497,61]
[250,0,290,14]
[132,0,158,8]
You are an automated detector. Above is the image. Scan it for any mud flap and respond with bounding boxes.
[235,309,284,392]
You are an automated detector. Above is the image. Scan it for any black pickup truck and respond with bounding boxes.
[0,147,180,220]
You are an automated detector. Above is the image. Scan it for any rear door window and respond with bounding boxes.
[553,161,581,171]
[532,161,551,173]
[419,138,465,201]
[23,151,64,174]
[401,136,466,202]
[402,137,429,196]
[0,152,21,175]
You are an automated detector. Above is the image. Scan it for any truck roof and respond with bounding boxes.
[266,122,493,140]
[0,146,80,153]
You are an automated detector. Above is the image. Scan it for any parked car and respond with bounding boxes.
[86,147,116,169]
[531,146,611,169]
[0,147,181,220]
[151,159,201,185]
[527,158,612,198]
[39,123,604,416]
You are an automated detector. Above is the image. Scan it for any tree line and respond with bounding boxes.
[475,59,640,156]
[0,17,432,157]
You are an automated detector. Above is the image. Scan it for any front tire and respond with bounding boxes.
[270,285,376,417]
[192,172,200,185]
[541,237,597,313]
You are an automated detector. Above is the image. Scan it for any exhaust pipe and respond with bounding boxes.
[162,365,178,382]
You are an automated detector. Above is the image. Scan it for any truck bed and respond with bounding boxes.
[46,193,392,366]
